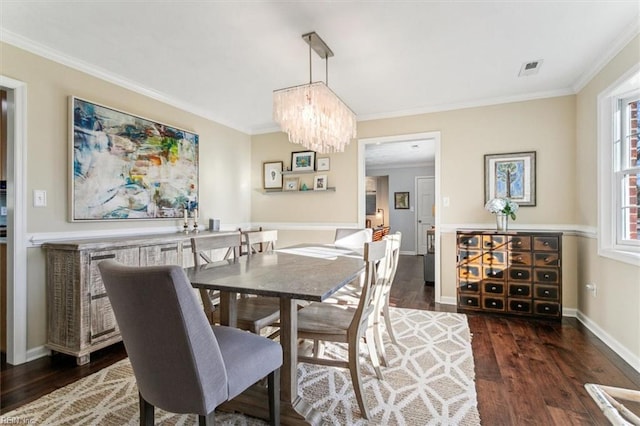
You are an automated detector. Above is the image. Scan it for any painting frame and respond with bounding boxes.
[394,192,410,209]
[314,175,327,191]
[70,96,199,222]
[484,151,536,206]
[291,150,316,172]
[283,176,299,192]
[263,161,284,189]
[316,157,330,171]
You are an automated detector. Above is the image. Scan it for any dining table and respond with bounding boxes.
[184,244,365,425]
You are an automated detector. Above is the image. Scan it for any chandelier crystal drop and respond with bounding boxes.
[273,32,357,154]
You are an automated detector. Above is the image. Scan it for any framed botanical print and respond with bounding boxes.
[263,161,283,189]
[291,151,316,172]
[484,151,536,206]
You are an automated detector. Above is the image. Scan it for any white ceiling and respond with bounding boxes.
[1,0,639,167]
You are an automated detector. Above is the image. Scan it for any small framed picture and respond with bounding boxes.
[291,151,316,172]
[263,161,283,189]
[484,151,536,206]
[394,191,410,209]
[316,157,330,171]
[283,177,299,192]
[314,175,327,191]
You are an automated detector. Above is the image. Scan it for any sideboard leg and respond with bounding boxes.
[76,354,90,365]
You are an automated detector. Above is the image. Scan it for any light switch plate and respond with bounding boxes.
[33,189,47,207]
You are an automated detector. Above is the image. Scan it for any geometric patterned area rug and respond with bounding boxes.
[4,308,480,425]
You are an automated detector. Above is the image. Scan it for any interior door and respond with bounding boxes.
[416,177,435,254]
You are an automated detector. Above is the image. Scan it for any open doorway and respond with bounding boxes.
[358,131,442,301]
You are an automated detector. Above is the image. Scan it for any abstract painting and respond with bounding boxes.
[71,97,199,221]
[484,151,536,206]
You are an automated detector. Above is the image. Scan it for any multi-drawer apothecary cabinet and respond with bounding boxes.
[43,231,238,365]
[456,230,562,319]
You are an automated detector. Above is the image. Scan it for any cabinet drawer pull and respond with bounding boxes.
[517,256,523,261]
[544,290,550,295]
[491,301,497,306]
[91,254,116,261]
[517,288,523,293]
[544,257,551,263]
[517,304,523,308]
[544,306,550,311]
[491,286,497,291]
[517,272,523,277]
[543,241,550,246]
[544,274,550,279]
[515,241,522,246]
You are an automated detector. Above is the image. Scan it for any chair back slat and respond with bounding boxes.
[245,230,278,254]
[334,228,373,251]
[191,232,241,267]
[350,240,388,334]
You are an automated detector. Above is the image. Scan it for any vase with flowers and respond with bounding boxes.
[485,197,519,231]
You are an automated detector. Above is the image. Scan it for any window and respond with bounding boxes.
[598,65,640,264]
[614,94,639,244]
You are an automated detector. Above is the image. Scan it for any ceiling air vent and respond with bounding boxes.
[518,59,543,77]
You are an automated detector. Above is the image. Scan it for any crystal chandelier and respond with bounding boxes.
[273,32,356,154]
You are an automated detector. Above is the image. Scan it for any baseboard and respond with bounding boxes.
[26,345,51,362]
[562,307,578,317]
[438,296,457,306]
[576,310,640,374]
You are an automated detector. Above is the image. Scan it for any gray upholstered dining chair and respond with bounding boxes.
[98,260,282,426]
[192,232,280,336]
[296,240,388,420]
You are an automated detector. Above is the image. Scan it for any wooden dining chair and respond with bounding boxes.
[296,240,388,420]
[372,231,402,367]
[245,229,278,255]
[98,260,282,426]
[191,232,241,323]
[191,233,280,336]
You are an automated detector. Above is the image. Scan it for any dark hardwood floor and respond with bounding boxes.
[2,254,639,424]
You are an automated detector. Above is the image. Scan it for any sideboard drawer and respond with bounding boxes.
[509,236,531,251]
[509,283,532,297]
[509,267,532,282]
[483,281,505,295]
[482,297,505,311]
[459,294,480,309]
[535,268,559,284]
[509,298,533,314]
[534,284,559,300]
[534,301,561,316]
[459,280,480,294]
[533,236,560,252]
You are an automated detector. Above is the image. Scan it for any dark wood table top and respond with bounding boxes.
[185,244,364,302]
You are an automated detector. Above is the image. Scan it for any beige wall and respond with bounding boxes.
[252,96,579,303]
[575,35,640,362]
[1,43,252,351]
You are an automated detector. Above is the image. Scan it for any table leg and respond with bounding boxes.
[219,291,238,327]
[279,298,324,425]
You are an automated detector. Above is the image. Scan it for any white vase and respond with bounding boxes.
[496,214,508,231]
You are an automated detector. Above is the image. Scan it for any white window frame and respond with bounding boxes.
[597,63,640,266]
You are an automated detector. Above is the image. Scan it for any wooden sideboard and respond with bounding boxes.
[456,230,563,319]
[43,230,238,365]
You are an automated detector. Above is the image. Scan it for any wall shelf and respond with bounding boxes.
[262,187,336,194]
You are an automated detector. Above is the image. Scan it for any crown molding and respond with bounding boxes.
[572,15,640,93]
[0,29,252,134]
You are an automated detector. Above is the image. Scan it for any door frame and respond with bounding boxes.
[1,75,28,365]
[415,175,435,255]
[358,131,442,303]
